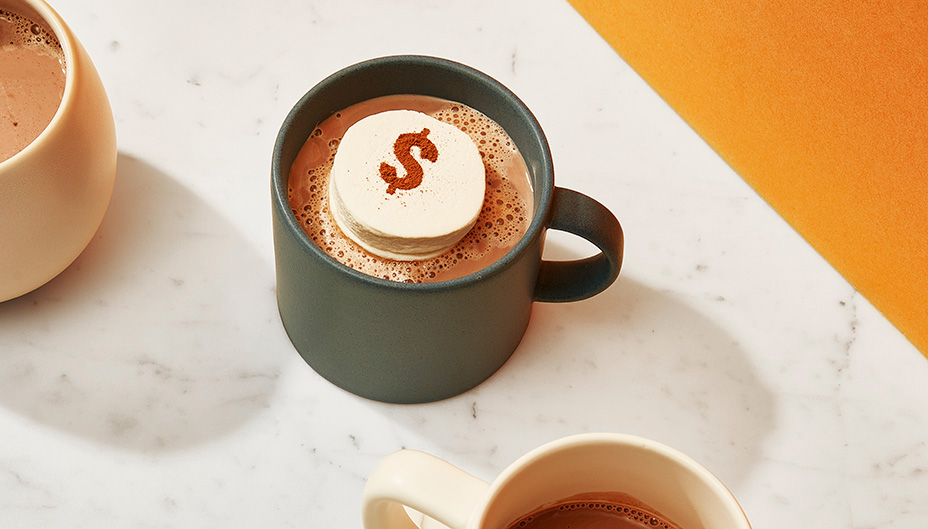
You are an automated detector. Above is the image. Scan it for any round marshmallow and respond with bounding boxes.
[329,109,486,261]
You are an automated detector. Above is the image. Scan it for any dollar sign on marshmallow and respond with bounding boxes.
[379,128,438,195]
[329,110,486,261]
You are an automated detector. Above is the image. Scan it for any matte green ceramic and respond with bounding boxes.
[271,55,623,403]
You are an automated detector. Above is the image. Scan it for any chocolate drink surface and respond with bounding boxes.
[505,495,683,529]
[287,94,533,283]
[0,8,66,163]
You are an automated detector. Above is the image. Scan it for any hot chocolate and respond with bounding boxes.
[0,7,66,163]
[504,493,683,529]
[287,94,533,283]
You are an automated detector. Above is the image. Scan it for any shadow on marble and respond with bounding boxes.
[363,264,776,493]
[0,154,285,452]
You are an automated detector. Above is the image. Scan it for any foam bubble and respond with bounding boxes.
[0,9,64,56]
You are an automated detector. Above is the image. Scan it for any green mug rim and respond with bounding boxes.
[271,54,554,292]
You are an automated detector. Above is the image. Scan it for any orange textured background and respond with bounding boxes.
[567,0,928,357]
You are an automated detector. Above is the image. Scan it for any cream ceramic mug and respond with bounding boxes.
[0,0,116,302]
[363,433,751,529]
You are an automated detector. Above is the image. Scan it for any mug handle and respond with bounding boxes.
[534,187,624,302]
[363,450,490,529]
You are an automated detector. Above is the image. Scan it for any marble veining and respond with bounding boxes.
[1,0,927,527]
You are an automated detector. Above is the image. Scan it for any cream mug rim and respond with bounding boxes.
[478,432,751,529]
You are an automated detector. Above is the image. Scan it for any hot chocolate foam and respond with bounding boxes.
[506,497,683,529]
[0,8,66,163]
[288,95,532,283]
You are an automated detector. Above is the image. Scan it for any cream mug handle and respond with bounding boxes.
[363,450,490,529]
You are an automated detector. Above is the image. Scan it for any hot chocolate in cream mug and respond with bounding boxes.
[271,55,623,403]
[363,433,752,529]
[0,0,116,302]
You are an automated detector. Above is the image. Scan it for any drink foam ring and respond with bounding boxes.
[328,110,486,261]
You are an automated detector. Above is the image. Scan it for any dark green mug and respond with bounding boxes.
[271,55,623,403]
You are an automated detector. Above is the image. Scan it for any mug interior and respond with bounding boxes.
[0,0,72,166]
[271,55,554,287]
[479,434,750,529]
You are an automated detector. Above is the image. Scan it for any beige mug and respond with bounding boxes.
[0,0,116,302]
[363,433,751,529]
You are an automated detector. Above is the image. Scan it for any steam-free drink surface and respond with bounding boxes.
[0,8,66,163]
[287,95,534,282]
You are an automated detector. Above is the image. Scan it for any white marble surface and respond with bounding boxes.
[2,0,927,527]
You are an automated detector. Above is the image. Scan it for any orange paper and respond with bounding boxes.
[568,0,928,356]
